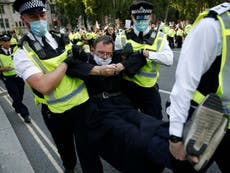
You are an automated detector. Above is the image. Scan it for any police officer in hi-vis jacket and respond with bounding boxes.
[115,1,173,120]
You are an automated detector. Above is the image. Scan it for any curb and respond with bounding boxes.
[0,105,35,173]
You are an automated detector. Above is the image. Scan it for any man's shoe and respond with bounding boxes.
[15,109,20,113]
[64,168,75,173]
[22,115,31,123]
[183,93,228,171]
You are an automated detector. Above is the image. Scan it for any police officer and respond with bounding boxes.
[167,2,230,173]
[115,1,173,119]
[13,0,104,172]
[0,34,31,123]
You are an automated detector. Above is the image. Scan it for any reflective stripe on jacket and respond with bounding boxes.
[0,52,17,76]
[192,7,230,128]
[22,42,89,113]
[119,31,166,87]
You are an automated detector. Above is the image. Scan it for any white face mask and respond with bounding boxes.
[93,54,112,65]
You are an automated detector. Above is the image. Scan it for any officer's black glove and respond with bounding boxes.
[72,44,89,61]
[121,43,133,58]
[63,51,76,67]
[138,49,144,56]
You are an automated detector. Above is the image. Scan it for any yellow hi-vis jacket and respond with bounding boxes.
[0,49,17,76]
[118,30,166,88]
[192,3,230,128]
[21,42,89,113]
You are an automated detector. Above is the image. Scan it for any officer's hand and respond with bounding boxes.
[72,44,89,61]
[63,51,76,67]
[169,141,187,161]
[121,43,133,58]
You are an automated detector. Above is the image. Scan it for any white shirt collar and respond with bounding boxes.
[1,47,10,54]
[27,31,58,49]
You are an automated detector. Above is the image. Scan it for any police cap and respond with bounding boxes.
[0,34,11,42]
[13,0,47,14]
[129,1,153,20]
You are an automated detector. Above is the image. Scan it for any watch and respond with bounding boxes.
[169,135,183,143]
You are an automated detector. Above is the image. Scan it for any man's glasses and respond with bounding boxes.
[96,50,113,57]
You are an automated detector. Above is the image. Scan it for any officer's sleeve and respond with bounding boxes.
[121,52,147,76]
[66,55,95,79]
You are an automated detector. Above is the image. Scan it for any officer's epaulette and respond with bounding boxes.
[204,3,230,20]
[125,28,135,39]
[209,2,230,15]
[125,28,132,34]
[49,30,61,37]
[18,35,30,48]
[18,34,47,59]
[50,30,70,45]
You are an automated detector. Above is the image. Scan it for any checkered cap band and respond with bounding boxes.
[19,0,45,13]
[131,6,152,15]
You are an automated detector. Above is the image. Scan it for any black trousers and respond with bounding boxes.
[122,80,163,120]
[167,36,175,49]
[176,36,183,48]
[41,101,103,173]
[3,76,29,117]
[86,96,173,173]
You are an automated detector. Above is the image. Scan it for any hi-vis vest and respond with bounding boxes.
[0,49,17,76]
[192,2,230,128]
[119,31,166,87]
[21,41,89,113]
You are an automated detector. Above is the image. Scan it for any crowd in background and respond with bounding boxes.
[1,18,192,51]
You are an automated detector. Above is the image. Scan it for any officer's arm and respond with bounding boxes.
[143,40,173,66]
[26,63,67,95]
[119,52,147,76]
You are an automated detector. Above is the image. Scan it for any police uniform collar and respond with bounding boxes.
[1,47,11,55]
[27,31,51,45]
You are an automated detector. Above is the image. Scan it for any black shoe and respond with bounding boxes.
[64,169,75,173]
[22,115,31,123]
[15,109,20,113]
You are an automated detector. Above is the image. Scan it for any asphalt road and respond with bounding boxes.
[0,48,221,173]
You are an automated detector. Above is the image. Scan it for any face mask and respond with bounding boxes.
[93,54,112,65]
[30,20,48,37]
[135,20,149,32]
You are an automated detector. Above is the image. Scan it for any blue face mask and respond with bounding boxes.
[30,20,48,37]
[134,20,149,32]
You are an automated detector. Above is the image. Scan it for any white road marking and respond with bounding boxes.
[0,88,63,172]
[159,89,171,95]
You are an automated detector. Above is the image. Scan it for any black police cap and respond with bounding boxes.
[0,34,11,41]
[129,1,153,20]
[13,0,46,14]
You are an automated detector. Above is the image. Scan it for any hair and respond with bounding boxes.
[93,35,114,50]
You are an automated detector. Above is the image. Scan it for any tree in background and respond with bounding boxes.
[54,0,227,29]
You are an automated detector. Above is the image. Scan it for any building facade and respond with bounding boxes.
[0,0,58,35]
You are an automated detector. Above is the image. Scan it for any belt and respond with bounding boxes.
[92,92,122,99]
